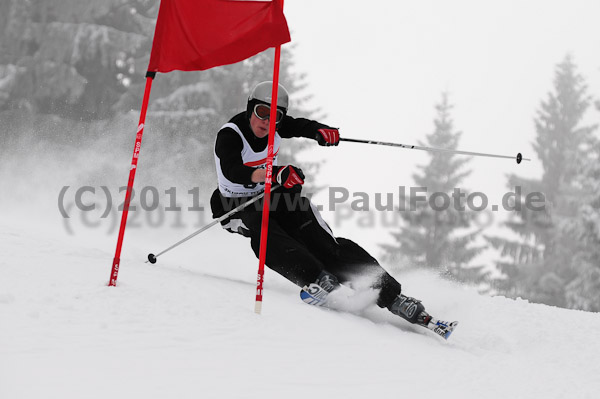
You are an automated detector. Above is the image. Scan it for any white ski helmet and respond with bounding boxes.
[247,81,289,120]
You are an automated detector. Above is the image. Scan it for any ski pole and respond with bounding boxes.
[340,137,530,164]
[146,187,278,264]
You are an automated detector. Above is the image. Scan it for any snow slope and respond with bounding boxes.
[1,222,600,399]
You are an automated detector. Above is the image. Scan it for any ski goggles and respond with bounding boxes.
[253,103,284,123]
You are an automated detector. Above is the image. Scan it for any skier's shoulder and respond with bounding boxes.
[227,112,247,128]
[215,115,244,157]
[216,112,246,153]
[218,112,246,137]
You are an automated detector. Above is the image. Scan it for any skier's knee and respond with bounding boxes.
[375,272,402,308]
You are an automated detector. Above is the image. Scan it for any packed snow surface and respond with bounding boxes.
[1,222,599,399]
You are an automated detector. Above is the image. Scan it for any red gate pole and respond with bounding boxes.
[109,71,156,286]
[255,9,284,313]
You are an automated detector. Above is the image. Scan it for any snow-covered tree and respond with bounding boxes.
[487,55,598,308]
[0,0,156,119]
[563,102,600,311]
[382,93,485,283]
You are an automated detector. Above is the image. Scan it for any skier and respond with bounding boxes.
[210,81,457,339]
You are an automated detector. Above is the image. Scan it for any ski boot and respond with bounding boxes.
[300,270,340,306]
[388,294,458,340]
[424,318,459,340]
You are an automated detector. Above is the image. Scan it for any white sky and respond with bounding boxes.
[282,0,600,254]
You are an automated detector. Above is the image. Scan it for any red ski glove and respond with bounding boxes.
[316,128,340,146]
[273,165,305,189]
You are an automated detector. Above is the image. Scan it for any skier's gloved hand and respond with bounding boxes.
[316,128,340,146]
[273,165,305,189]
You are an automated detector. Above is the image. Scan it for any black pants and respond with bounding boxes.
[211,189,401,308]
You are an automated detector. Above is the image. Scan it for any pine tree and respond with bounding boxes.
[563,109,600,311]
[382,93,485,283]
[0,0,157,119]
[487,55,597,308]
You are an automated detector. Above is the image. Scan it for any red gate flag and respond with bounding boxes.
[148,0,291,72]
